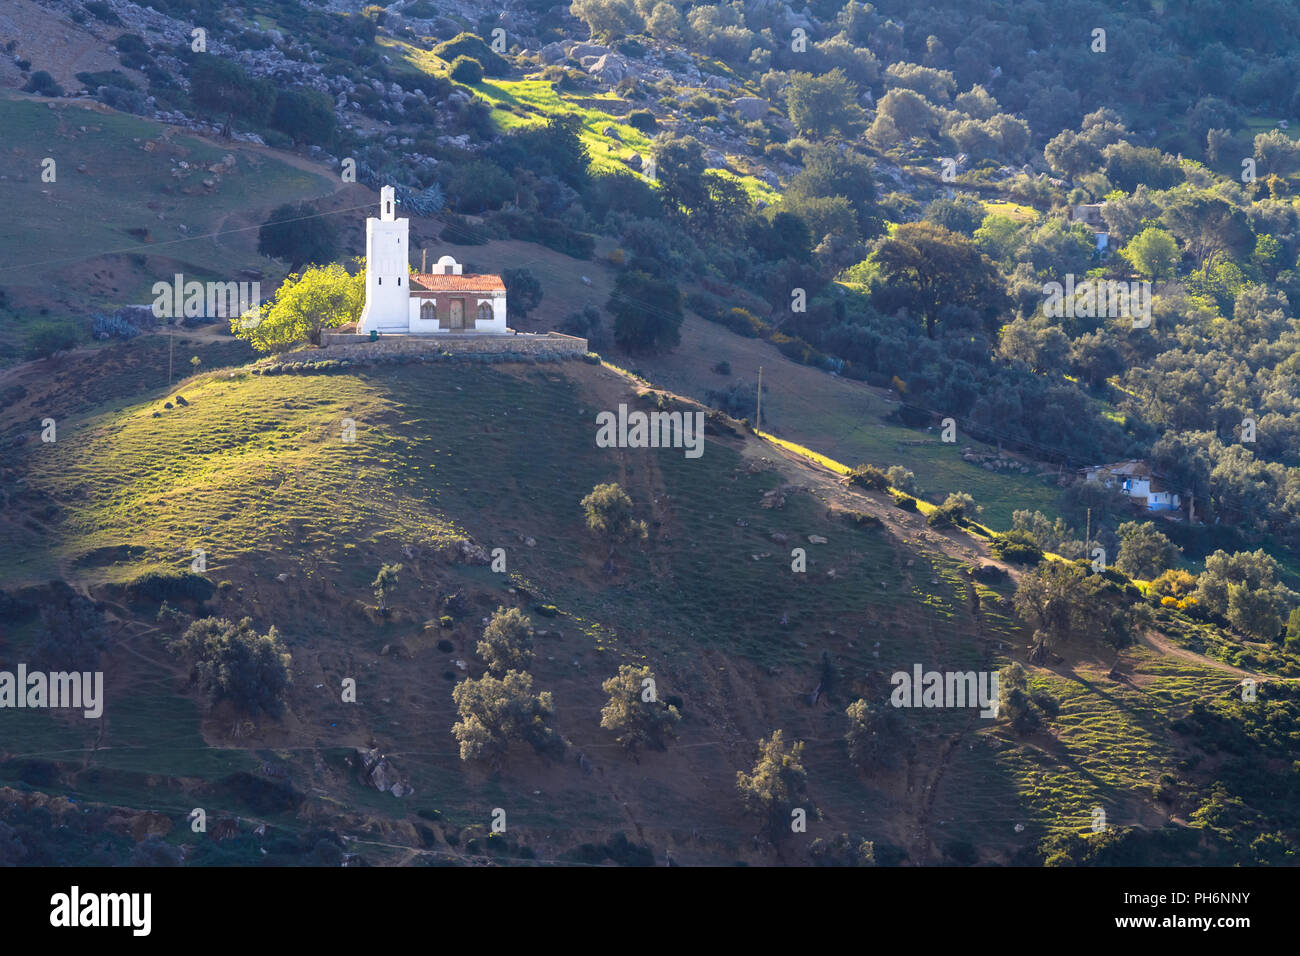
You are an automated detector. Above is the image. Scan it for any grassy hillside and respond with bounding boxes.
[2,349,1285,864]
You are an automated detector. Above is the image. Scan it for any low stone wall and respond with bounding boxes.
[300,330,588,359]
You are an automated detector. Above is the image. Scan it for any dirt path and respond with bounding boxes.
[1137,629,1264,680]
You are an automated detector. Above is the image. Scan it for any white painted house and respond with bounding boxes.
[1079,460,1181,512]
[356,186,507,335]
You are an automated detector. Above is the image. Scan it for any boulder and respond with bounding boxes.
[588,53,630,84]
[569,42,610,60]
[731,96,769,120]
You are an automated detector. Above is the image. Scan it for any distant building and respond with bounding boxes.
[1079,459,1181,512]
[356,186,507,335]
[1071,202,1110,253]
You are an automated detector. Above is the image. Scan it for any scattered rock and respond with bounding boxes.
[731,96,768,120]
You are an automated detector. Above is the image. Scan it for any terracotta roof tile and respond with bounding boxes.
[410,272,506,292]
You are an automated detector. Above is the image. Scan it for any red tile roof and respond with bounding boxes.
[410,272,506,292]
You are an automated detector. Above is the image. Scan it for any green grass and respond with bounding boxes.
[387,40,778,199]
[0,95,335,301]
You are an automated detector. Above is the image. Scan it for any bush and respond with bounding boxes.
[128,570,215,604]
[627,109,657,133]
[433,32,509,76]
[168,617,292,716]
[893,492,919,511]
[717,307,767,338]
[990,529,1044,565]
[450,55,484,84]
[713,360,731,375]
[24,318,81,359]
[83,1,121,23]
[848,463,890,491]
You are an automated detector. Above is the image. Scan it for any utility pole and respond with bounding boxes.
[1085,507,1091,562]
[168,323,174,388]
[756,366,763,432]
[422,248,427,272]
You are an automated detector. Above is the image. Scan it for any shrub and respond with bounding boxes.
[893,492,918,511]
[841,510,883,528]
[128,570,215,604]
[990,529,1044,565]
[451,670,562,764]
[477,606,534,675]
[627,109,657,133]
[600,664,681,753]
[450,55,484,84]
[433,32,509,76]
[719,307,767,337]
[848,463,890,491]
[23,318,80,358]
[712,360,731,375]
[168,617,292,716]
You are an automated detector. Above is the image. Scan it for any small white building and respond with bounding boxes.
[356,186,507,335]
[1079,460,1181,512]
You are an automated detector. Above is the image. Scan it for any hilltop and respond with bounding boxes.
[0,343,1295,866]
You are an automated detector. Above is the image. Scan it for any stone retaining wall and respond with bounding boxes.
[299,330,588,360]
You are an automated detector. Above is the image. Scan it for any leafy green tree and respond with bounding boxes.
[257,203,340,273]
[924,194,986,237]
[232,263,362,352]
[372,563,402,615]
[1043,129,1104,179]
[1120,227,1180,279]
[736,730,814,841]
[1161,193,1252,269]
[169,617,291,716]
[845,698,903,769]
[1013,560,1094,662]
[478,606,534,676]
[569,0,643,41]
[502,268,543,320]
[446,158,514,213]
[271,89,336,146]
[23,319,80,360]
[581,483,648,545]
[867,222,1006,338]
[449,55,483,84]
[785,68,863,137]
[783,145,882,239]
[998,663,1041,734]
[608,269,683,352]
[1285,607,1300,653]
[451,670,562,764]
[869,87,935,143]
[1101,143,1183,192]
[1254,129,1300,177]
[190,54,275,128]
[600,664,681,754]
[650,133,709,221]
[1115,521,1179,578]
[1195,549,1295,641]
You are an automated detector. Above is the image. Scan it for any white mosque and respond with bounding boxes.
[356,186,508,335]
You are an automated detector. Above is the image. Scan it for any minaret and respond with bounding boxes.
[357,186,410,333]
